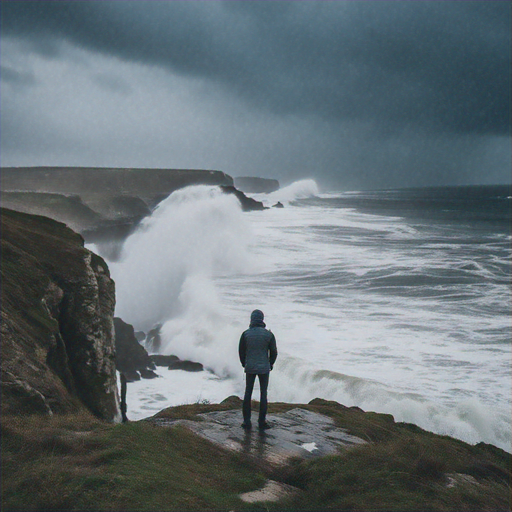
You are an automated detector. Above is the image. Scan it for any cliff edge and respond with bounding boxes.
[3,397,509,511]
[1,208,119,421]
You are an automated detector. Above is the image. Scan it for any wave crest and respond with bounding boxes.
[267,179,319,203]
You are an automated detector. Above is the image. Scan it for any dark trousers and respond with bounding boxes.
[243,373,269,425]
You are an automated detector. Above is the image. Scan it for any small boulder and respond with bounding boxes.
[272,201,284,208]
[151,355,180,367]
[123,370,141,382]
[168,360,203,372]
[139,369,159,379]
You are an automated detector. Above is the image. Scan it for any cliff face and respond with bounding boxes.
[1,208,120,421]
[114,317,157,381]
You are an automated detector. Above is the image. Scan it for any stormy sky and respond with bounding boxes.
[1,1,510,190]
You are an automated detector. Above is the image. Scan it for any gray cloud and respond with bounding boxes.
[91,72,132,95]
[0,65,37,87]
[1,1,510,189]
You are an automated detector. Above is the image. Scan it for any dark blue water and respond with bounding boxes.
[297,185,512,233]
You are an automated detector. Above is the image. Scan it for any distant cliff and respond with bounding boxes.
[0,167,244,247]
[1,208,120,421]
[234,176,280,193]
[0,166,234,205]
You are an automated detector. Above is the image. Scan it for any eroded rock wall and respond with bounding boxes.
[1,208,120,421]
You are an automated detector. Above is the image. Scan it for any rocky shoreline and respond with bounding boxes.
[0,167,276,422]
[114,317,204,382]
[1,168,510,511]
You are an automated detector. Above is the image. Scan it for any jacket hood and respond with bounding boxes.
[250,309,266,328]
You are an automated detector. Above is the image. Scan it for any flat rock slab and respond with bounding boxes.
[152,408,366,465]
[239,479,299,503]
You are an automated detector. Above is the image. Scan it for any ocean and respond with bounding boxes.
[91,181,511,452]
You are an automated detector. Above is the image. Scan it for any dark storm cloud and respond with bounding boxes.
[1,1,510,189]
[2,0,510,137]
[0,65,36,87]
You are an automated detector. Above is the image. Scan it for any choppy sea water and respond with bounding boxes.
[92,181,511,452]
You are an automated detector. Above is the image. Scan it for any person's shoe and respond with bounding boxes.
[258,422,271,430]
[241,422,252,430]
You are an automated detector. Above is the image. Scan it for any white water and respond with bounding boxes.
[111,186,253,332]
[91,182,511,452]
[265,178,319,204]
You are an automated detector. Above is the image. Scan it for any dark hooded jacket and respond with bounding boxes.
[239,310,278,374]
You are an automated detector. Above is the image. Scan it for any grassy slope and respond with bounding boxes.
[2,400,510,512]
[1,412,265,512]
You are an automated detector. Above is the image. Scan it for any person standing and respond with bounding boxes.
[238,309,278,430]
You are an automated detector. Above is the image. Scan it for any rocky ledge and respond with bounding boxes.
[151,401,367,466]
[145,397,511,508]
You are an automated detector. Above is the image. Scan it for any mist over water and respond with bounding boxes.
[265,179,319,204]
[94,182,511,452]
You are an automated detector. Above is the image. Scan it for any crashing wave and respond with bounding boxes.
[266,179,319,203]
[108,185,253,331]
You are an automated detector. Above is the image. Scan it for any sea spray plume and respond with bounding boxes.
[266,179,319,204]
[159,275,243,379]
[110,186,253,332]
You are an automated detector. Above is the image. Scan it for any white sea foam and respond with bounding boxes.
[120,370,239,421]
[158,274,245,379]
